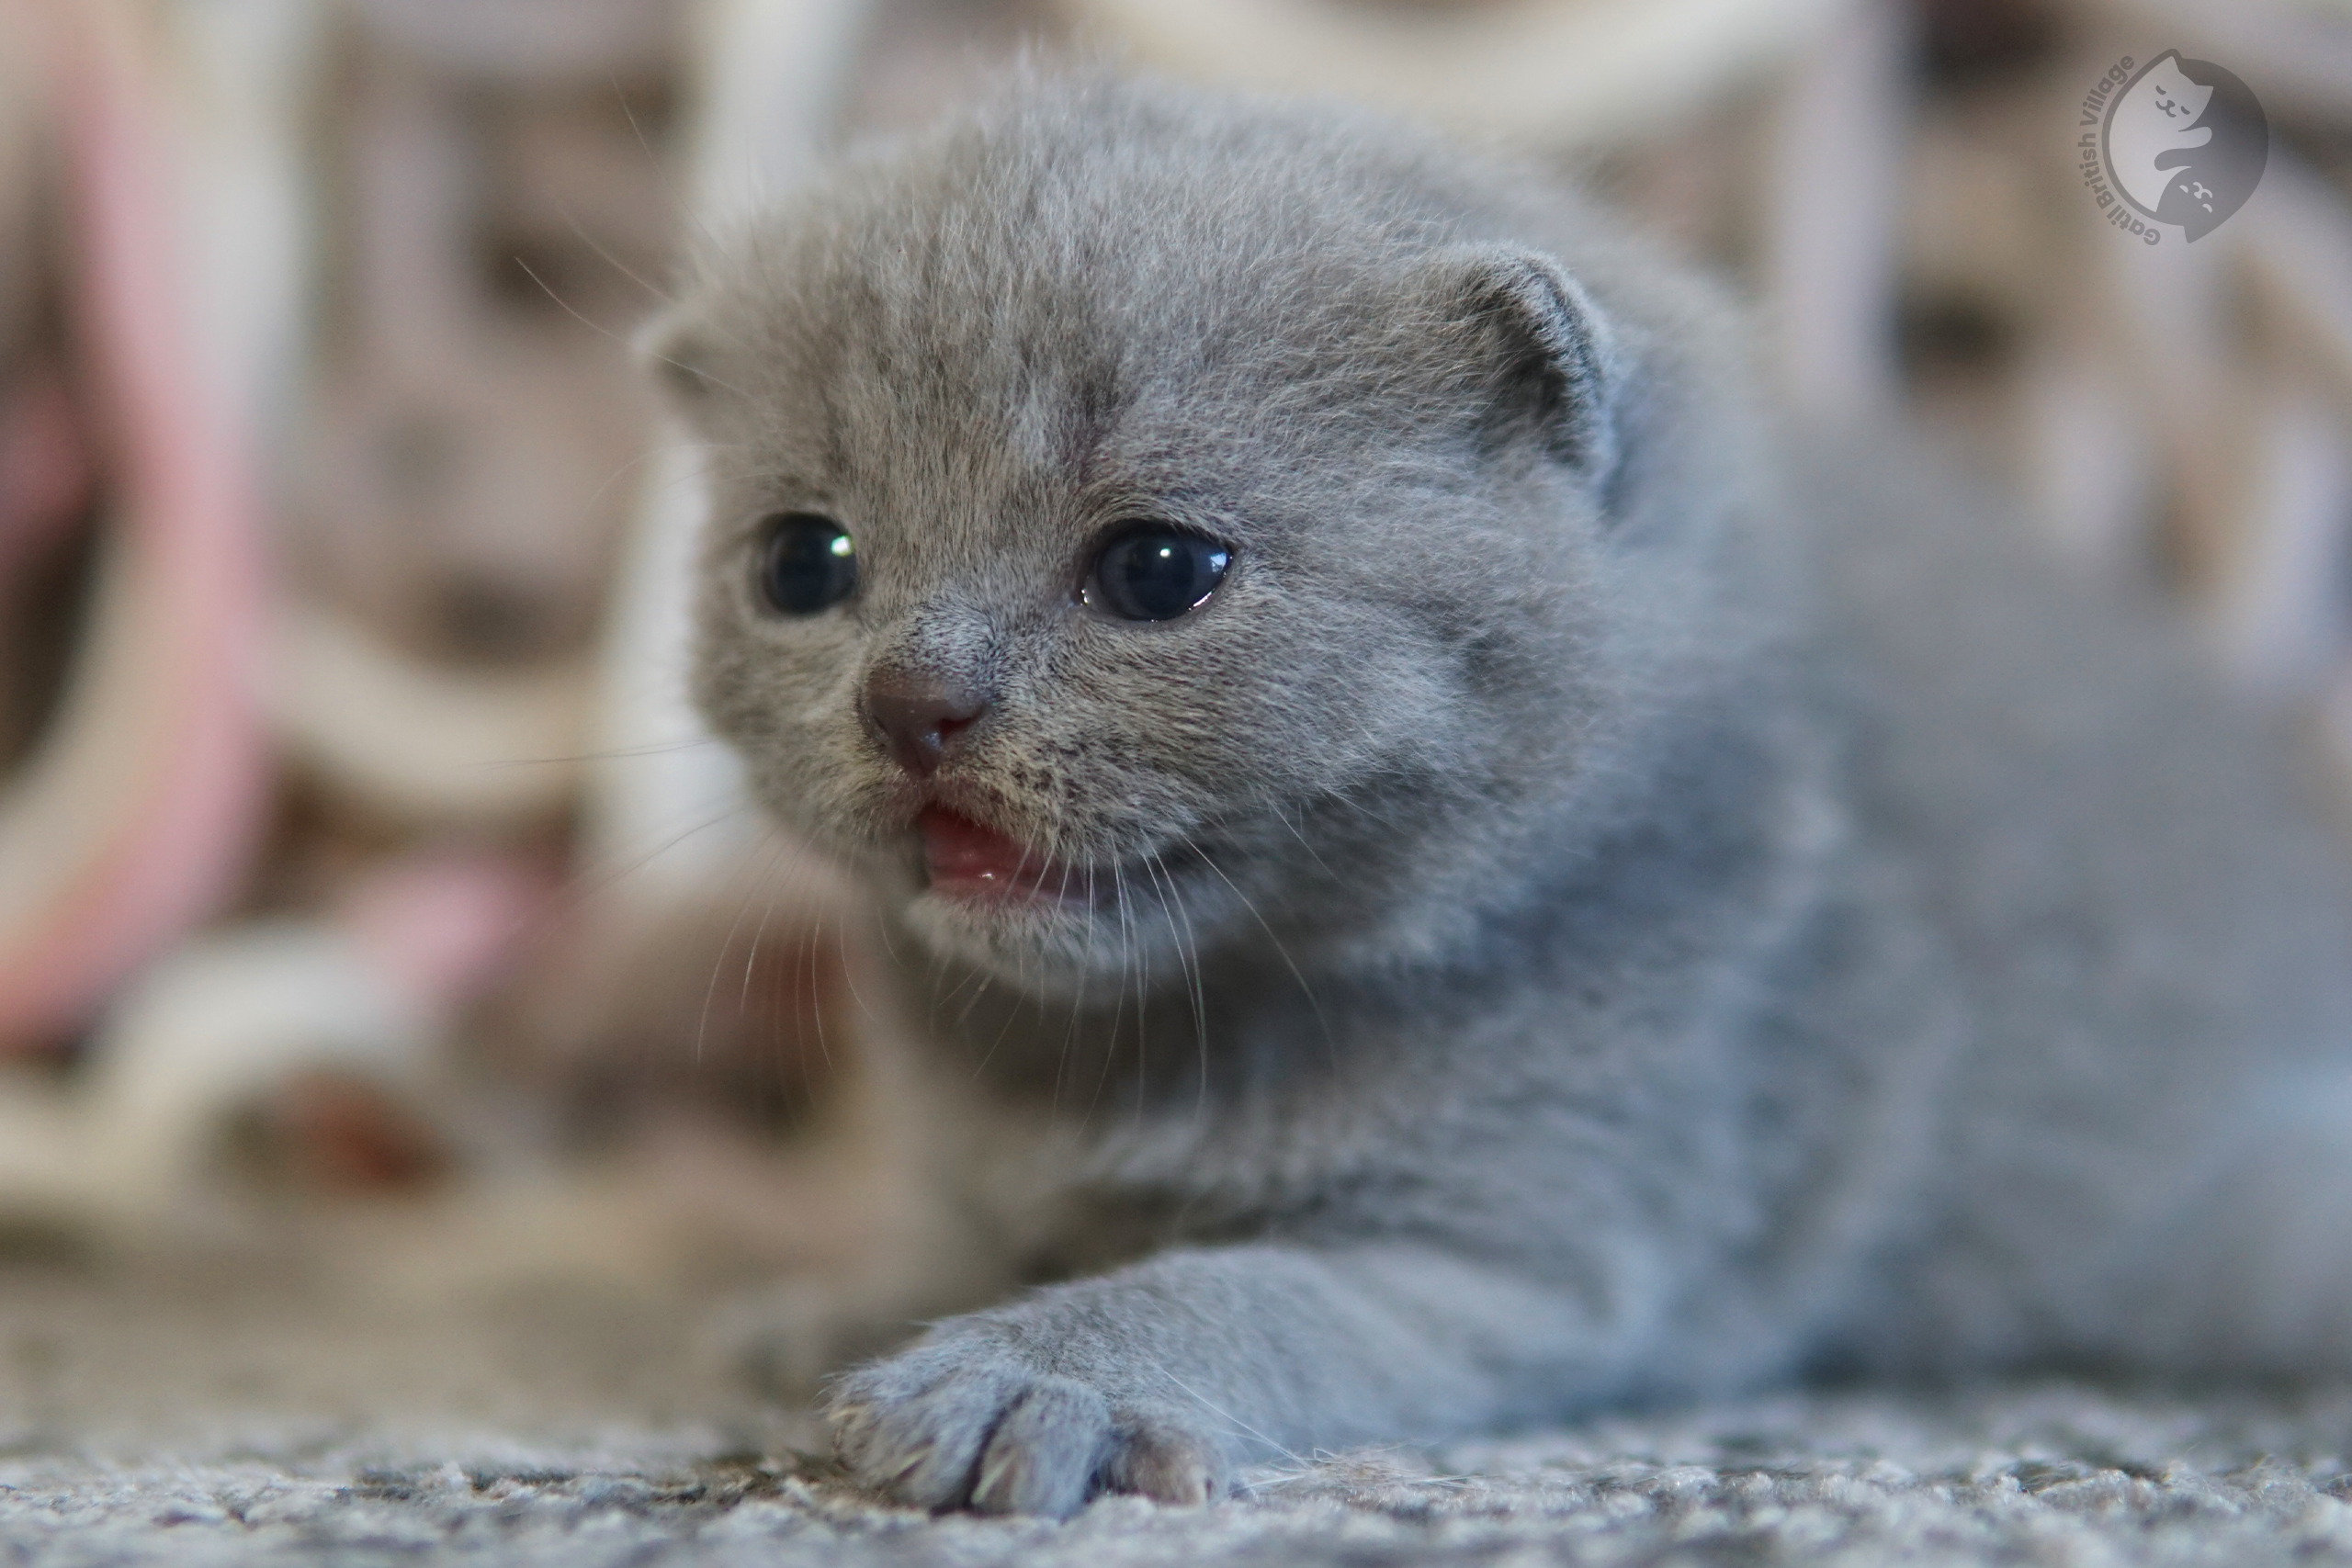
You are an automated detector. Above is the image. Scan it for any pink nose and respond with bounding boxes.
[864,675,989,776]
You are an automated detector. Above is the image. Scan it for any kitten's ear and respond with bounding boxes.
[1431,244,1619,479]
[637,305,725,410]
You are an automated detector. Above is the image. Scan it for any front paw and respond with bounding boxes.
[826,1333,1231,1517]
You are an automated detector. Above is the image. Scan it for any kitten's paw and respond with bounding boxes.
[826,1337,1230,1517]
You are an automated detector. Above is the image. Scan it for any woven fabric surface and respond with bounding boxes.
[8,1263,2352,1566]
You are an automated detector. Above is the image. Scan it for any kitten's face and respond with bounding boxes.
[662,97,1634,994]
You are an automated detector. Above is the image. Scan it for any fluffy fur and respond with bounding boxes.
[653,73,2352,1517]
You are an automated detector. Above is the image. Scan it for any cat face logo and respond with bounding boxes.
[2098,51,2267,242]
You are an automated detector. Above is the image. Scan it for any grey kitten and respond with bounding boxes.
[651,73,2352,1517]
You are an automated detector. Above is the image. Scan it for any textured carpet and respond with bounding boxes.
[10,1262,2352,1565]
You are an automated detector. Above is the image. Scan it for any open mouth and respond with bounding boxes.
[915,807,1092,908]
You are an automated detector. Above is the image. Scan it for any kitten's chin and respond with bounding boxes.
[897,888,1159,1000]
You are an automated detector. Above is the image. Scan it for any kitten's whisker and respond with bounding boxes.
[1140,1356,1313,1474]
[609,72,724,263]
[582,442,671,517]
[1144,848,1212,1127]
[950,963,998,1032]
[1081,861,1142,1132]
[973,977,1025,1078]
[511,256,754,400]
[551,195,677,307]
[481,737,725,769]
[829,902,884,1032]
[1182,832,1338,1073]
[1136,853,1179,1125]
[800,918,831,1081]
[695,826,793,1067]
[1269,803,1341,886]
[481,806,740,987]
[559,800,752,908]
[738,852,797,1019]
[1054,852,1104,1091]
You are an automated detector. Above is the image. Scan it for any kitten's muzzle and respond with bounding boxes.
[864,671,991,777]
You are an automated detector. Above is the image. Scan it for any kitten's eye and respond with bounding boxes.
[756,513,858,615]
[1087,525,1231,622]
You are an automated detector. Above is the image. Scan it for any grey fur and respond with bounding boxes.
[654,73,2352,1517]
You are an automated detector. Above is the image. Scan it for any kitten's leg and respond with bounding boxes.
[826,1241,1623,1517]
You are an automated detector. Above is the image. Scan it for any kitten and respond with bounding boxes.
[651,73,2352,1517]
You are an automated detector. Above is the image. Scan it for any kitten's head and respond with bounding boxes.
[655,75,1750,995]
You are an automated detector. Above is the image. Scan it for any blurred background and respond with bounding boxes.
[0,0,2348,1350]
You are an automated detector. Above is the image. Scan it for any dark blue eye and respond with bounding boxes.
[1088,525,1231,622]
[757,513,857,615]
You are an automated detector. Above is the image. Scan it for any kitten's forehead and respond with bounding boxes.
[699,103,1452,544]
[708,220,1148,574]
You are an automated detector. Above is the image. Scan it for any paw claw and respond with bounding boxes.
[1103,1407,1232,1506]
[824,1332,1232,1517]
[969,1379,1112,1517]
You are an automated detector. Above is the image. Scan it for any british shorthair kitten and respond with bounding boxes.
[651,73,2352,1517]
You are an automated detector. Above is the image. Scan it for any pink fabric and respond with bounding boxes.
[341,848,556,1015]
[0,1,272,1047]
[0,376,91,580]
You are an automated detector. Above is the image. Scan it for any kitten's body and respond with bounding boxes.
[658,75,2352,1516]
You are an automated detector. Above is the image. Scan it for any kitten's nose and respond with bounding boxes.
[864,673,990,777]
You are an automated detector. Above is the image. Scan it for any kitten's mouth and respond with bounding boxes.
[916,807,1091,908]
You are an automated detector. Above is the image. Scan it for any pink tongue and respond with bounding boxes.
[919,807,1039,895]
